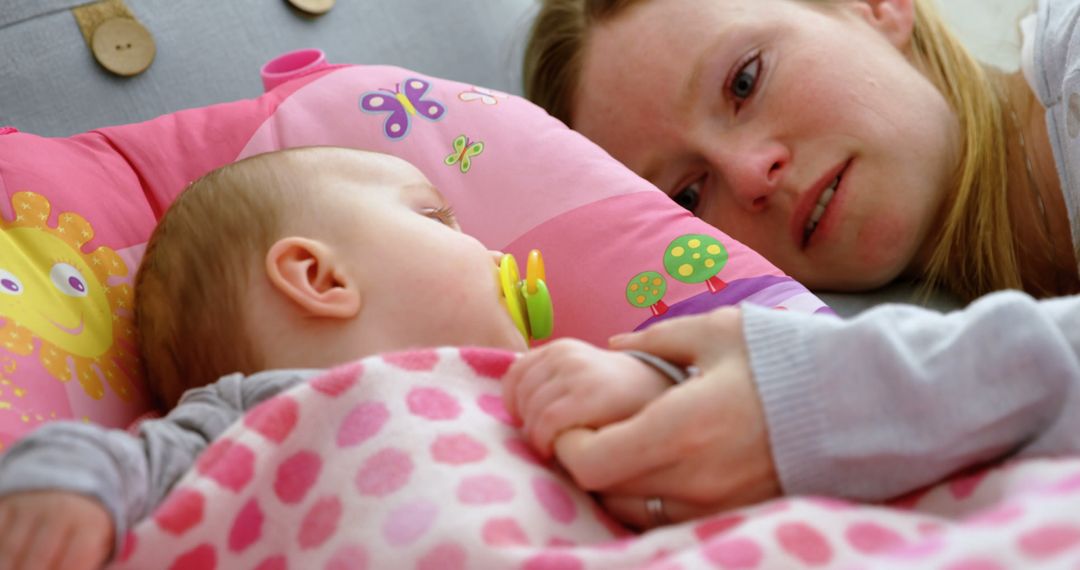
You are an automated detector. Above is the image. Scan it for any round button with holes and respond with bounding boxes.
[288,0,335,15]
[90,18,155,77]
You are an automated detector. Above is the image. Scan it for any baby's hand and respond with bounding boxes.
[0,491,113,570]
[503,338,670,458]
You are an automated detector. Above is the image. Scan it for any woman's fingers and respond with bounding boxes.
[554,377,716,490]
[609,308,741,367]
[609,316,707,364]
[600,493,719,531]
[552,392,689,492]
[599,459,712,504]
[555,364,778,501]
[600,450,779,510]
[552,402,682,490]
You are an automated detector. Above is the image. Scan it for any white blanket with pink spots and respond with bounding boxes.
[109,348,1080,569]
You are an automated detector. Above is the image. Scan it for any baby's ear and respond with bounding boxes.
[265,237,361,319]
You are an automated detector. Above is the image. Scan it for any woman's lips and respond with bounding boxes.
[793,159,851,249]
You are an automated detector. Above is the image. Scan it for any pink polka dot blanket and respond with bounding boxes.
[109,348,1080,570]
[0,56,830,449]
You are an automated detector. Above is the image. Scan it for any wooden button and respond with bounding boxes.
[90,18,155,77]
[288,0,334,15]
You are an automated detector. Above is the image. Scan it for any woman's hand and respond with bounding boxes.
[503,338,670,458]
[0,490,114,570]
[551,308,782,529]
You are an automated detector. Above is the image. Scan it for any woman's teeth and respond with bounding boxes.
[804,176,840,239]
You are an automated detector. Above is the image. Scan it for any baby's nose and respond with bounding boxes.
[489,250,505,266]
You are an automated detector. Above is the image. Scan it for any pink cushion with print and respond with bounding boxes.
[0,53,831,448]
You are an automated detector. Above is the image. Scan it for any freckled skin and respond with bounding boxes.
[573,0,961,291]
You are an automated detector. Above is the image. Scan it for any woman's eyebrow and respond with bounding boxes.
[678,33,731,117]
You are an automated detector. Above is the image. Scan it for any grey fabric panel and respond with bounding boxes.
[0,0,87,29]
[0,0,537,136]
[816,281,962,318]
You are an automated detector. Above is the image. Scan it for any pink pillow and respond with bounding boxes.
[0,53,831,448]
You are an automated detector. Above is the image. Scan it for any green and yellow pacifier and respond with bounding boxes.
[499,249,553,343]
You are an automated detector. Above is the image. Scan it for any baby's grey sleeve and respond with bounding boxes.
[0,419,197,553]
[744,290,1080,501]
[0,376,247,552]
[0,371,309,552]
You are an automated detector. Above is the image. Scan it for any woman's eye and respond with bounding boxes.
[729,55,761,103]
[671,181,702,214]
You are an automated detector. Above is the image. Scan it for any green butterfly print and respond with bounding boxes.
[445,134,485,173]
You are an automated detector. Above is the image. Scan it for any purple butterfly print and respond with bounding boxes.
[359,77,447,141]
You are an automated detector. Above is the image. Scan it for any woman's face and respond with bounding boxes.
[573,0,961,290]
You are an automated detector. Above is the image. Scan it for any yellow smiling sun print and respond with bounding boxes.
[0,192,138,401]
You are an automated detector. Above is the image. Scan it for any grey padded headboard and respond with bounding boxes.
[0,0,537,136]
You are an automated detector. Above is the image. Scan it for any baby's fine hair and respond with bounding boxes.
[524,0,1047,301]
[135,149,312,408]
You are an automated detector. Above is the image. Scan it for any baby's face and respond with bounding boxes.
[316,151,528,353]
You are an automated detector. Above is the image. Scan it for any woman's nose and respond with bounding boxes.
[713,140,790,212]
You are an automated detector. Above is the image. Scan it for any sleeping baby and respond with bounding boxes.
[0,147,677,569]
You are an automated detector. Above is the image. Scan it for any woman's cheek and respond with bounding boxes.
[853,212,916,281]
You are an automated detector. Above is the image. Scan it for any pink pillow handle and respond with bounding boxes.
[260,49,329,92]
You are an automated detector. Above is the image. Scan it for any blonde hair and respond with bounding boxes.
[901,0,1024,301]
[525,0,1048,302]
[135,151,304,408]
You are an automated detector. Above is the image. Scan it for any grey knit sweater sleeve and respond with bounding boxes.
[0,369,314,553]
[744,290,1080,501]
